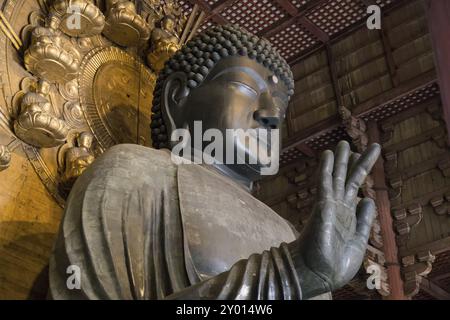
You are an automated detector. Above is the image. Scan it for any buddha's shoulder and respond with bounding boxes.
[93,144,175,169]
[76,144,178,188]
[62,145,180,232]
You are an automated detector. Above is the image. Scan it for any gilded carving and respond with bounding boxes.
[2,0,203,216]
[78,46,156,149]
[49,0,105,37]
[147,14,181,72]
[24,15,81,83]
[103,0,151,47]
[146,1,202,72]
[57,78,79,101]
[60,131,95,189]
[62,101,85,129]
[0,144,11,171]
[22,142,66,208]
[14,79,70,148]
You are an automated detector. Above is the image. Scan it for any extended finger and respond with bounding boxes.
[345,144,380,203]
[347,152,361,180]
[318,149,334,200]
[353,198,376,246]
[333,141,350,200]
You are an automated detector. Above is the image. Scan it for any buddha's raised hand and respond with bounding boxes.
[289,141,381,299]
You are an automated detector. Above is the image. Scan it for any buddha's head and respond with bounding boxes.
[77,132,94,149]
[37,79,51,96]
[46,14,60,30]
[161,16,176,34]
[151,25,294,181]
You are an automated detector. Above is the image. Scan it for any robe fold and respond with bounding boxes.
[49,144,327,300]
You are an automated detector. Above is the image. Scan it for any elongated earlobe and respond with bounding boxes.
[161,71,190,143]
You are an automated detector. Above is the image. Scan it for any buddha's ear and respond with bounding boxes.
[161,71,190,137]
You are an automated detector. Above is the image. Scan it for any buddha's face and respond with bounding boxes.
[46,16,59,30]
[37,80,51,95]
[163,56,290,180]
[162,17,175,33]
[78,133,93,149]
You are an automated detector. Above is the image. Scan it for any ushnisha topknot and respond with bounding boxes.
[151,24,295,149]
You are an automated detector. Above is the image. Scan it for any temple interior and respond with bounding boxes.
[0,0,449,300]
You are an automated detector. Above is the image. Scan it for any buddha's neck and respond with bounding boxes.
[210,164,253,192]
[190,148,253,193]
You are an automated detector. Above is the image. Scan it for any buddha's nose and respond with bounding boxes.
[254,92,282,129]
[253,109,280,129]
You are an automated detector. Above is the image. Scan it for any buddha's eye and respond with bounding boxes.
[228,81,258,97]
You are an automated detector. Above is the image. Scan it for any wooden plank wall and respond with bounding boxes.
[258,0,450,299]
[283,0,435,147]
[384,99,450,253]
[262,0,437,230]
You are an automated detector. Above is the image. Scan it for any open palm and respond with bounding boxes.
[289,141,381,299]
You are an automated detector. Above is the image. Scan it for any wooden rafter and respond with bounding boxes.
[326,44,342,106]
[187,0,406,69]
[401,236,450,257]
[285,0,409,65]
[425,0,450,145]
[210,0,237,14]
[283,73,438,152]
[263,0,329,42]
[420,278,450,300]
[186,0,229,24]
[295,143,317,158]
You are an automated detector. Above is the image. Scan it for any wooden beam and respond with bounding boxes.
[382,97,440,127]
[400,236,450,257]
[420,278,450,300]
[383,126,444,154]
[368,121,407,300]
[391,185,450,213]
[298,16,329,43]
[425,0,450,145]
[283,116,341,151]
[379,28,398,87]
[259,15,295,38]
[210,0,236,14]
[326,44,342,106]
[285,0,408,66]
[187,0,229,25]
[283,73,437,152]
[432,271,450,282]
[187,0,212,12]
[288,43,323,66]
[295,144,317,158]
[274,0,298,16]
[353,70,437,117]
[360,0,374,6]
[258,0,329,38]
[389,153,450,181]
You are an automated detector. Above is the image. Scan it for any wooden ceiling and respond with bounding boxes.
[179,0,404,65]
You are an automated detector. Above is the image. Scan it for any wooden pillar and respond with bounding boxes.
[368,121,406,300]
[425,0,450,144]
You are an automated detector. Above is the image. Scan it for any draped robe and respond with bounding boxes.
[49,144,330,300]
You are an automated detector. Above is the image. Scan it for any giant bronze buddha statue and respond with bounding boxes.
[49,25,380,300]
